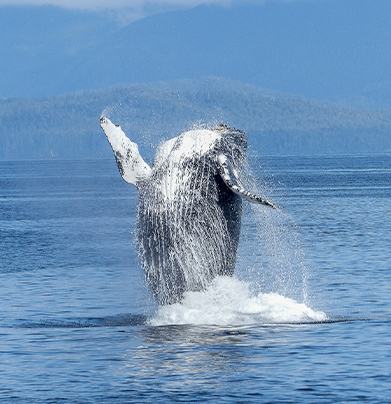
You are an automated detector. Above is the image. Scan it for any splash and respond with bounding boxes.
[147,158,326,326]
[236,159,310,304]
[101,110,321,317]
[149,276,327,326]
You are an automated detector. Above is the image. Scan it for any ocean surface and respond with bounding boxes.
[1,154,390,403]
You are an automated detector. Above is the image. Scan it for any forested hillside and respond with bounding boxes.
[1,79,391,160]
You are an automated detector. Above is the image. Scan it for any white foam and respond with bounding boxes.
[149,276,327,326]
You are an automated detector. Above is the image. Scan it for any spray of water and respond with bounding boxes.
[242,205,309,302]
[148,156,325,326]
[150,277,326,326]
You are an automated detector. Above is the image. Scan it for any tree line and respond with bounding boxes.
[1,79,391,160]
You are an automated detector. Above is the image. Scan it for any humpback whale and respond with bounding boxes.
[100,116,276,305]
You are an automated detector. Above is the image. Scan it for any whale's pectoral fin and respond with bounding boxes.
[216,154,277,208]
[100,116,151,186]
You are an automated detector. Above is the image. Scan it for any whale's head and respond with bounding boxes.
[213,123,247,170]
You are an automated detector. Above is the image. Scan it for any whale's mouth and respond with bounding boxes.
[149,276,327,326]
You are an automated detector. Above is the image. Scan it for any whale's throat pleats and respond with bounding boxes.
[137,153,242,305]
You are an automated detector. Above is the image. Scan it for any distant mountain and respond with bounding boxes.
[1,78,390,160]
[1,1,391,107]
[0,5,118,98]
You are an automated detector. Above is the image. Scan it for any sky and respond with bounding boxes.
[0,0,306,10]
[0,0,280,22]
[0,0,249,8]
[0,0,312,25]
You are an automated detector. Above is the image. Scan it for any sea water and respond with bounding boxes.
[0,155,390,403]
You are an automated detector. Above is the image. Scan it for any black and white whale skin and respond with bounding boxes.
[100,116,276,305]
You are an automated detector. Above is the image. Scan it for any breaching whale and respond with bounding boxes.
[100,116,276,305]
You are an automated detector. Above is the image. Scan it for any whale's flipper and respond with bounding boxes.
[216,154,277,208]
[100,116,151,186]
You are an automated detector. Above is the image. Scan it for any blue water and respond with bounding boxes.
[1,155,390,403]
